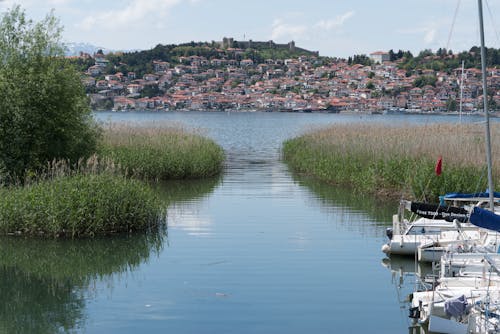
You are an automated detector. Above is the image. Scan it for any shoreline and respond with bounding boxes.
[92,108,499,117]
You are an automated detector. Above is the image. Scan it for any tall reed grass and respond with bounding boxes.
[283,123,500,201]
[98,123,225,180]
[0,122,224,238]
[0,157,165,237]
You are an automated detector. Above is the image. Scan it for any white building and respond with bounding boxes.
[370,51,390,64]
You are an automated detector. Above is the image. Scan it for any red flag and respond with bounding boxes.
[435,156,442,176]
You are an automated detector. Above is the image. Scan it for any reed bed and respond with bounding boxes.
[98,123,225,180]
[0,167,165,237]
[0,122,224,238]
[283,123,500,201]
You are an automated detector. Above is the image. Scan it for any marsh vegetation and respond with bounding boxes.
[283,123,500,201]
[98,124,224,180]
[0,124,224,237]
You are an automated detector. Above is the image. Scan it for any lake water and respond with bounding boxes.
[1,111,486,333]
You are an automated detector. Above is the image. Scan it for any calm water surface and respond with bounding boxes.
[1,112,484,333]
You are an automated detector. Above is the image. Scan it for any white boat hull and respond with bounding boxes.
[429,315,468,334]
[418,246,446,262]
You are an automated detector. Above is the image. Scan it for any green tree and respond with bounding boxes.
[388,49,396,61]
[0,6,100,182]
[141,84,160,98]
[446,98,458,111]
[413,75,437,88]
[478,94,499,111]
[351,54,372,66]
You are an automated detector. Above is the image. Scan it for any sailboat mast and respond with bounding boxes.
[459,60,464,123]
[478,0,494,211]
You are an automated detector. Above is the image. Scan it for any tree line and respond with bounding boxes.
[348,47,500,73]
[81,41,317,78]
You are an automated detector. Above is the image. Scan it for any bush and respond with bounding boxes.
[0,6,100,183]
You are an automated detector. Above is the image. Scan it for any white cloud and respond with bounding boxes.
[0,0,39,7]
[270,10,355,43]
[76,0,186,31]
[0,0,13,7]
[315,11,355,30]
[47,0,71,4]
[271,18,308,40]
[398,22,440,46]
[424,27,436,44]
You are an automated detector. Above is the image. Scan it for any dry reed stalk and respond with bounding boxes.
[101,122,197,144]
[304,123,500,172]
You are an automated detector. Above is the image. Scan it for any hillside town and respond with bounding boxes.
[78,45,500,113]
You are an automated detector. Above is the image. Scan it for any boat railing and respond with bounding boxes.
[395,200,410,235]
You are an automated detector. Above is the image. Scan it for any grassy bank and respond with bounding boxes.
[0,171,165,237]
[98,124,225,180]
[283,123,500,201]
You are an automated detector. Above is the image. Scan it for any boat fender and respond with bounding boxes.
[386,228,393,240]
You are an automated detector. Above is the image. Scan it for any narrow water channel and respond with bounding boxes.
[1,111,476,333]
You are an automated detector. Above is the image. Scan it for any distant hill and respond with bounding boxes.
[101,40,320,77]
[64,42,139,57]
[64,42,111,56]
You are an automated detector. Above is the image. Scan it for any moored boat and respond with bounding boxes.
[381,195,500,258]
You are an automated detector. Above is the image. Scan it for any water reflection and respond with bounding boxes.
[381,255,434,334]
[381,255,433,282]
[0,266,85,334]
[0,171,221,333]
[154,176,221,204]
[167,202,213,237]
[290,173,397,231]
[0,232,165,333]
[288,164,444,333]
[156,177,222,237]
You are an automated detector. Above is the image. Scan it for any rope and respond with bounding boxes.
[446,0,462,52]
[485,0,500,46]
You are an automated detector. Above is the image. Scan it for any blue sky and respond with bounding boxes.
[1,0,499,57]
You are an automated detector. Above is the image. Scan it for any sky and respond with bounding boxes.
[0,0,499,58]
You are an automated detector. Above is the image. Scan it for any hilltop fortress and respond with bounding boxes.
[219,37,319,56]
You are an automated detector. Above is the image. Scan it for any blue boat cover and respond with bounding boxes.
[444,191,500,199]
[444,295,468,318]
[470,207,500,232]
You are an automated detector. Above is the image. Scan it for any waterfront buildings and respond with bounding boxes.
[79,48,499,113]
